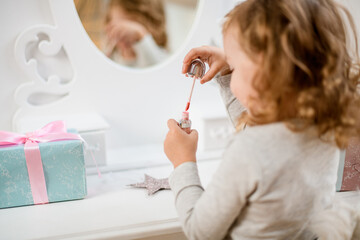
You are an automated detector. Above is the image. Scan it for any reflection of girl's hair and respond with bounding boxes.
[74,0,108,49]
[224,0,360,149]
[106,0,167,48]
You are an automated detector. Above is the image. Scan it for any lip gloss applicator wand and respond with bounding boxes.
[179,59,206,133]
[184,58,205,112]
[185,77,196,111]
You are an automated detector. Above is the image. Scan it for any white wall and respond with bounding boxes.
[0,1,54,133]
[0,0,227,150]
[0,0,359,151]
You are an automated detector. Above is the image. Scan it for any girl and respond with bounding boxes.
[104,0,168,68]
[164,0,360,239]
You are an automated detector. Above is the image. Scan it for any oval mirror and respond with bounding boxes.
[74,0,199,69]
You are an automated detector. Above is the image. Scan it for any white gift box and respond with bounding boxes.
[191,109,235,152]
[15,113,110,167]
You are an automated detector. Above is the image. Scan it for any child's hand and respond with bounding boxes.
[164,119,198,168]
[182,46,230,84]
[106,19,148,47]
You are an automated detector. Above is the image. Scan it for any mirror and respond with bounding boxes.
[74,0,199,69]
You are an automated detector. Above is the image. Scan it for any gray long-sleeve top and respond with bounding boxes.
[168,74,340,240]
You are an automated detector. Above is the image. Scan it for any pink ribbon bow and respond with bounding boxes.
[0,121,82,205]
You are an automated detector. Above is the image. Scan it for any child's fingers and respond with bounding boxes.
[200,63,222,84]
[182,47,209,74]
[167,119,180,130]
[105,23,113,34]
[108,27,119,42]
[183,48,201,63]
[200,69,218,84]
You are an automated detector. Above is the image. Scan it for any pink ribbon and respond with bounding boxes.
[0,121,82,205]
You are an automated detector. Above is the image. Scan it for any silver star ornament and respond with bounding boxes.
[128,174,171,195]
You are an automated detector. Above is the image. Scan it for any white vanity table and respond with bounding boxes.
[1,154,359,240]
[0,157,222,240]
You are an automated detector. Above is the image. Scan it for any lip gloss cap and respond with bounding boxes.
[187,58,205,79]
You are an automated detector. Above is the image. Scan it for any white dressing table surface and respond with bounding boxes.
[0,159,222,240]
[1,157,360,240]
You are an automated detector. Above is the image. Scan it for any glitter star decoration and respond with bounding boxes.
[128,174,171,195]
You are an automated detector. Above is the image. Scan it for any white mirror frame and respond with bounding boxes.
[12,0,228,150]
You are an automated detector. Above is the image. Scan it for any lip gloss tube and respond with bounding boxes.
[179,111,192,134]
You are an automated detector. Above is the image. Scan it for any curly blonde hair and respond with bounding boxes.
[223,0,360,148]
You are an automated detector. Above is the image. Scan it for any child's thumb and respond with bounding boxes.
[167,119,179,130]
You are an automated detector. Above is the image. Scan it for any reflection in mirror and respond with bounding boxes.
[74,0,199,68]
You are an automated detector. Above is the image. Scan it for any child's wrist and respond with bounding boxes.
[220,66,233,76]
[173,159,196,168]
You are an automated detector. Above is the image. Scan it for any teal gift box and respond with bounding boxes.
[0,139,87,209]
